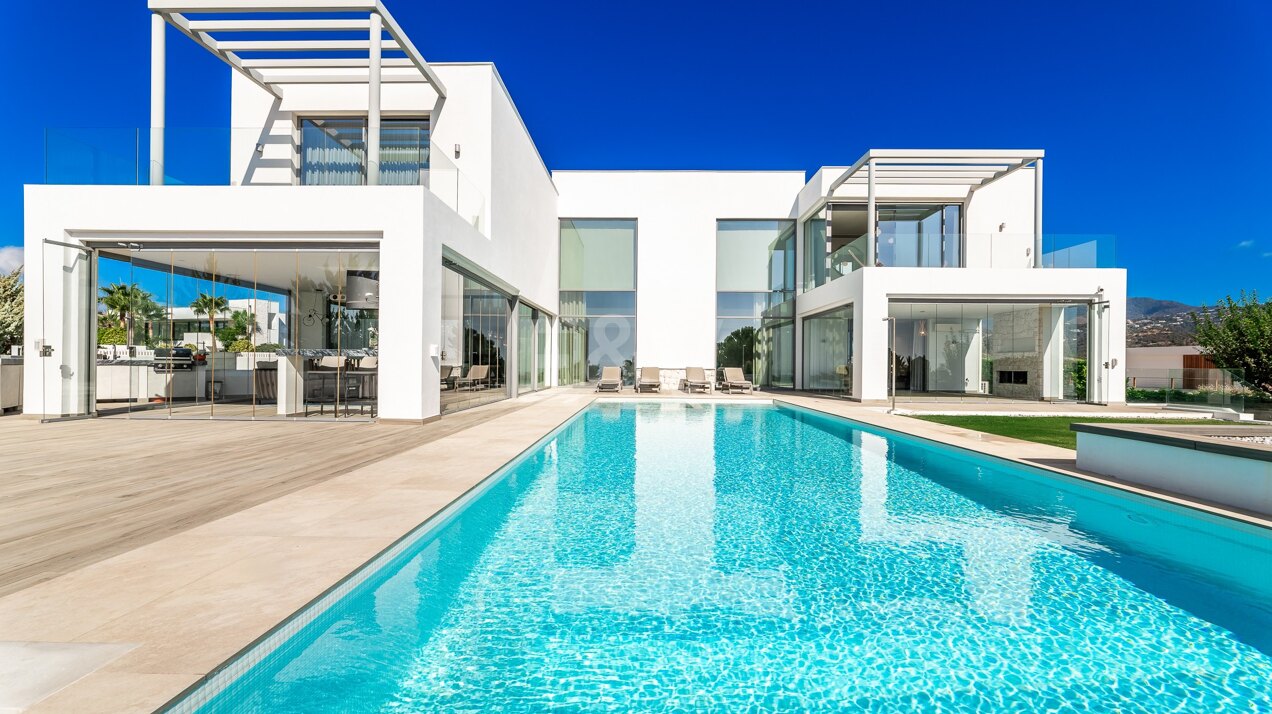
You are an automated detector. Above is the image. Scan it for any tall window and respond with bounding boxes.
[715,220,795,387]
[440,265,509,414]
[803,304,854,397]
[300,117,430,186]
[559,219,637,385]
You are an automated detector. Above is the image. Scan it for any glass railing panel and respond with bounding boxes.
[45,128,141,185]
[1041,234,1117,268]
[1126,367,1247,414]
[42,127,489,234]
[424,148,485,232]
[826,235,868,279]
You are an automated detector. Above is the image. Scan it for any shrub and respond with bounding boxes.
[225,339,255,353]
[97,326,128,345]
[254,342,282,353]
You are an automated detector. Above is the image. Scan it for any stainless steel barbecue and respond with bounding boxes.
[152,347,195,372]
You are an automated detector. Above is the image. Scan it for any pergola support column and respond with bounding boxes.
[366,12,382,186]
[1033,157,1044,268]
[866,159,876,267]
[150,13,166,186]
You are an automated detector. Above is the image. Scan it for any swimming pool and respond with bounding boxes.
[173,402,1272,712]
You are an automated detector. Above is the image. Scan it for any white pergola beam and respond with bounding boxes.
[375,3,447,97]
[215,39,401,51]
[239,57,414,68]
[150,1,448,101]
[836,177,992,185]
[186,18,372,31]
[150,0,377,10]
[255,73,428,83]
[166,12,281,97]
[844,170,1001,179]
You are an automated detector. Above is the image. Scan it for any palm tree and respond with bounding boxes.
[98,282,156,344]
[98,283,145,328]
[189,293,230,350]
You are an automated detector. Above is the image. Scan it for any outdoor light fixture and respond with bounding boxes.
[255,143,265,154]
[454,144,461,159]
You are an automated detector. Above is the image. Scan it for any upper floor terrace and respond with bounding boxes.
[796,150,1115,286]
[38,0,560,241]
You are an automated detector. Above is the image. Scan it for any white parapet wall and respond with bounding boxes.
[1074,424,1272,517]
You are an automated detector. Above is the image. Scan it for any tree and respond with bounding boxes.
[716,326,756,379]
[98,283,143,328]
[216,309,256,348]
[0,266,21,353]
[1191,291,1272,395]
[189,293,230,350]
[98,282,161,345]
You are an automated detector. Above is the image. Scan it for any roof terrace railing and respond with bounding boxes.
[42,126,485,233]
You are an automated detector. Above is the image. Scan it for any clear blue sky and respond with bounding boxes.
[3,1,1270,305]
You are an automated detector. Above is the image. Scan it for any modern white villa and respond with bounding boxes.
[23,0,1126,423]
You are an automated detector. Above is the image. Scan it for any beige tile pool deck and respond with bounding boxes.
[1,389,1267,712]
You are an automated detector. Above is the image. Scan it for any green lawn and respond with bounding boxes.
[910,416,1227,450]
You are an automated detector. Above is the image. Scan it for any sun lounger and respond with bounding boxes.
[595,365,622,392]
[683,367,712,393]
[637,367,661,393]
[721,367,754,394]
[453,364,490,391]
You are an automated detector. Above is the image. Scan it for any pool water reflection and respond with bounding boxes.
[189,402,1272,712]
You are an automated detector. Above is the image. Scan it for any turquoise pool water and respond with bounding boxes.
[181,403,1272,712]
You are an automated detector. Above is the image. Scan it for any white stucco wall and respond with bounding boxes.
[553,171,807,371]
[229,63,558,307]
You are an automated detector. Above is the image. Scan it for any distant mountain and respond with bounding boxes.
[1126,297,1198,321]
[1126,298,1205,347]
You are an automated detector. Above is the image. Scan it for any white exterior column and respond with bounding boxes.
[865,159,876,267]
[149,13,166,186]
[366,12,382,186]
[1033,158,1043,268]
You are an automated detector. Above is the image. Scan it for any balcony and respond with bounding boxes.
[42,127,485,232]
[803,231,1117,290]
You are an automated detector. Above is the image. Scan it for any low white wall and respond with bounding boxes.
[1076,431,1272,517]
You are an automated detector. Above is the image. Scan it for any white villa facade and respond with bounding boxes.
[22,0,1126,422]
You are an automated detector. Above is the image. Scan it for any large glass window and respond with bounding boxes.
[802,305,854,397]
[441,265,510,413]
[887,301,1089,401]
[93,246,378,421]
[715,220,795,387]
[803,203,962,290]
[515,303,549,395]
[559,219,637,385]
[517,304,534,395]
[300,117,429,186]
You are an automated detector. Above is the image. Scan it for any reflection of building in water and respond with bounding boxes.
[553,409,636,566]
[552,404,794,617]
[857,431,1095,625]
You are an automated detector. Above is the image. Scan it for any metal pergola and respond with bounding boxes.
[824,150,1045,268]
[147,0,446,186]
